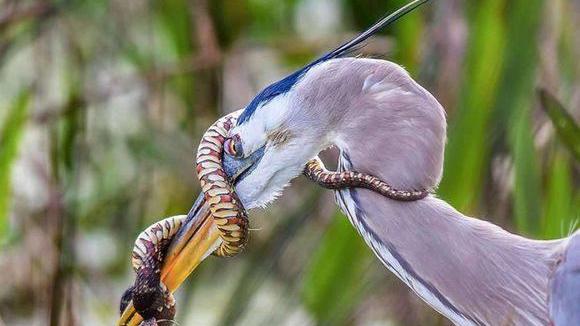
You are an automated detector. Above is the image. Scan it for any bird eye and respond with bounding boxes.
[224,135,243,158]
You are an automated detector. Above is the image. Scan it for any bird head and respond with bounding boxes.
[220,0,434,208]
[222,73,328,208]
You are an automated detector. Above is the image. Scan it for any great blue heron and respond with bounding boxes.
[119,0,580,325]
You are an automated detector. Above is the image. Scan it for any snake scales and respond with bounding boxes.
[120,112,429,325]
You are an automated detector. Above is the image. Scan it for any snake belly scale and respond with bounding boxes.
[195,111,249,257]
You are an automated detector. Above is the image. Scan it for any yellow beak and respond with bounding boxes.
[118,197,221,326]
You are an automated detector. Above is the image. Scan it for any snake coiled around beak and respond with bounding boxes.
[195,110,249,257]
[121,111,249,325]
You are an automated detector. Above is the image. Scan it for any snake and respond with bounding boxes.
[194,111,249,257]
[119,111,248,325]
[120,112,429,325]
[304,157,428,201]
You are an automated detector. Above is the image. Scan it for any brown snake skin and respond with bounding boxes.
[194,111,249,257]
[122,216,183,323]
[303,157,429,201]
[123,112,249,324]
[130,110,248,274]
[130,113,429,273]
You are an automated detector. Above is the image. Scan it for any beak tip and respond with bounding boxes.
[118,196,221,326]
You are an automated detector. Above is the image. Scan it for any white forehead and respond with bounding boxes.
[231,93,292,156]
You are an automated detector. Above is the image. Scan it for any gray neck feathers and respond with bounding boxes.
[292,58,562,324]
[351,189,559,325]
[292,58,446,191]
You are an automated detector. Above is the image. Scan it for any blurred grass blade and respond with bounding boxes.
[542,151,573,238]
[438,0,506,212]
[492,0,543,235]
[392,0,424,75]
[538,90,578,238]
[302,212,371,325]
[538,89,580,161]
[511,111,542,234]
[0,92,30,242]
[216,190,321,326]
[155,0,197,109]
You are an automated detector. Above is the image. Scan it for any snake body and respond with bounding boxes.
[120,216,184,323]
[122,112,249,324]
[195,111,249,257]
[122,113,429,324]
[303,157,429,201]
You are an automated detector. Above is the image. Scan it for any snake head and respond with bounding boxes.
[120,286,134,315]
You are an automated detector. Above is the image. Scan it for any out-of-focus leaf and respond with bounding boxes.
[155,0,192,58]
[511,111,542,235]
[538,89,580,161]
[438,0,505,212]
[492,0,543,134]
[344,0,424,74]
[557,1,577,89]
[155,0,198,112]
[216,190,321,326]
[538,90,579,238]
[392,0,424,75]
[302,212,371,325]
[542,151,573,238]
[0,92,30,242]
[493,0,543,235]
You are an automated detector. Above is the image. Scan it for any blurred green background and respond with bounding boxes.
[0,0,579,325]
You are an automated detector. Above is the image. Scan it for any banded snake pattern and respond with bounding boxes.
[304,157,428,201]
[121,112,429,325]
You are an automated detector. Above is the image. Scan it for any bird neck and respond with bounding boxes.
[292,58,562,324]
[333,127,559,324]
[292,58,447,191]
[337,177,560,325]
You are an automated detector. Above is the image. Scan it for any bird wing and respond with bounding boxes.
[549,231,580,325]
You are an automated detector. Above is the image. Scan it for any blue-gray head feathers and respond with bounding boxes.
[236,0,430,124]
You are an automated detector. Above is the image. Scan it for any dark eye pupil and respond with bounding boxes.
[233,140,243,157]
[225,135,243,158]
[228,140,236,154]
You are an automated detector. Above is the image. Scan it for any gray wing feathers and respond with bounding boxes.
[550,232,580,325]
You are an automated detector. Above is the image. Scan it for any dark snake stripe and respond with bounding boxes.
[131,216,185,273]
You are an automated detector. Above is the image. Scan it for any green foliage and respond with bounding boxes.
[215,190,321,326]
[155,0,197,109]
[155,0,194,58]
[539,89,580,161]
[391,0,424,74]
[511,110,542,234]
[0,92,29,242]
[539,89,579,238]
[302,213,371,325]
[345,0,424,74]
[438,0,506,212]
[542,151,573,238]
[496,0,544,235]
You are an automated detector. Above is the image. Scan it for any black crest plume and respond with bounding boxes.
[238,0,431,124]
